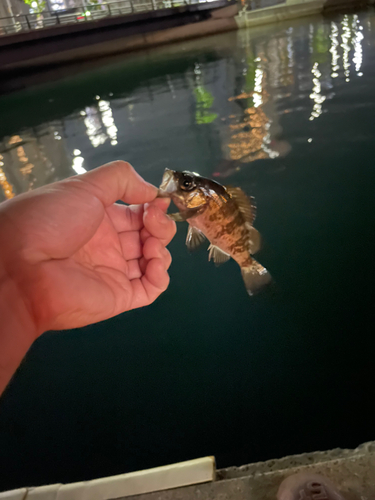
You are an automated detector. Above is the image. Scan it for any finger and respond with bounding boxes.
[140,198,173,244]
[106,198,170,235]
[131,259,170,309]
[139,256,147,275]
[143,204,176,246]
[143,258,170,291]
[149,197,171,212]
[118,231,142,260]
[143,237,172,269]
[127,259,142,280]
[68,161,157,207]
[140,228,151,245]
[106,204,144,233]
[139,198,173,243]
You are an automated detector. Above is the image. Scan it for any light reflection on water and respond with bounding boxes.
[0,11,367,200]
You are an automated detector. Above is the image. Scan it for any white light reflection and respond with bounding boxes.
[98,100,118,146]
[330,22,340,78]
[352,15,364,76]
[84,107,107,148]
[253,57,263,108]
[72,156,87,175]
[309,62,326,121]
[262,126,280,159]
[341,15,351,82]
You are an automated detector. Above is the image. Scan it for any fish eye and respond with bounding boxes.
[180,176,195,191]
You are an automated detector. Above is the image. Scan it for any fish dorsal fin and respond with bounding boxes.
[186,226,206,251]
[225,186,256,225]
[208,244,230,266]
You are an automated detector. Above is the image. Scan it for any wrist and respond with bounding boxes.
[0,266,39,395]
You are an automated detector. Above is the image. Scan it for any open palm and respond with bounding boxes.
[0,162,176,334]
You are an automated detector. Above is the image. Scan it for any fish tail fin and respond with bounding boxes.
[241,259,272,296]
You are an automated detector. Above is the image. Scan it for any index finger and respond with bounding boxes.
[70,161,158,207]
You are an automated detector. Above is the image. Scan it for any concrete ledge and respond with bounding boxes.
[1,13,238,70]
[120,441,375,500]
[235,0,324,28]
[1,443,374,499]
[0,458,216,500]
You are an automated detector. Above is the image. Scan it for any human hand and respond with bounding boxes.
[0,161,176,336]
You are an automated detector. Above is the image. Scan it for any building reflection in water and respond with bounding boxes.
[0,13,369,199]
[306,13,364,123]
[0,154,15,200]
[0,98,120,201]
[213,30,293,179]
[193,63,218,125]
[0,125,74,202]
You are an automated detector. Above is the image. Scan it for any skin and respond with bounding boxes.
[0,161,176,396]
[169,173,253,267]
[161,169,270,295]
[188,196,253,268]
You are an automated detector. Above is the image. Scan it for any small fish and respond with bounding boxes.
[158,169,272,296]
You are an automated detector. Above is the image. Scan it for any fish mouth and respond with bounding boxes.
[158,169,178,197]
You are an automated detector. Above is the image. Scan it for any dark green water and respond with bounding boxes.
[1,10,375,491]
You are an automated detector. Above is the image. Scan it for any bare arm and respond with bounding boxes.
[0,161,176,395]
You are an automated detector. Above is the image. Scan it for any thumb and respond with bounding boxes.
[71,161,157,206]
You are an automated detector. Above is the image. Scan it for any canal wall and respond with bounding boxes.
[0,0,370,72]
[0,2,238,70]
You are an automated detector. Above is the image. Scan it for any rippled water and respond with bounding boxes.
[1,10,375,491]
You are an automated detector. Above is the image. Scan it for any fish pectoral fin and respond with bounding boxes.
[247,226,262,255]
[241,259,272,296]
[167,207,202,222]
[208,244,230,266]
[186,226,206,251]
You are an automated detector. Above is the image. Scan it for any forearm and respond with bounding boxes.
[0,269,37,396]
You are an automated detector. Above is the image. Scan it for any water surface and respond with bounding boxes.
[1,11,375,491]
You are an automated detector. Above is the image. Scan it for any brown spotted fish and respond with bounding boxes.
[158,169,272,296]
